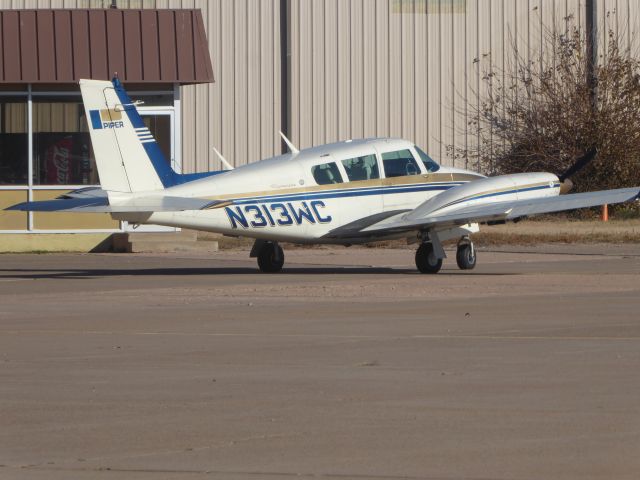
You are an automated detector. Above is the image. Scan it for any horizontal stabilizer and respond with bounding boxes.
[6,189,224,213]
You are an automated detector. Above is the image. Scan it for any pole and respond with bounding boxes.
[280,0,291,155]
[587,1,605,221]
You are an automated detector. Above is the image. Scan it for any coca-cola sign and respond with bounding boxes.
[45,136,73,185]
[39,134,93,185]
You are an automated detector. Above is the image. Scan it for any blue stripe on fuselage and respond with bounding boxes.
[222,181,560,207]
[228,182,464,205]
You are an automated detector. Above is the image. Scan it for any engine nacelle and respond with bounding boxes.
[406,172,561,220]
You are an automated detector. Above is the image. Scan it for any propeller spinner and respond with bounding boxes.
[558,147,598,194]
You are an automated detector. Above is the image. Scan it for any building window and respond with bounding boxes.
[0,98,28,185]
[0,87,177,232]
[32,99,98,186]
[141,114,172,165]
[131,94,173,107]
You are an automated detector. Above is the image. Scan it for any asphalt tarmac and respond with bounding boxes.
[1,245,639,480]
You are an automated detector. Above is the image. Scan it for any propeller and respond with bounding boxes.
[558,147,597,194]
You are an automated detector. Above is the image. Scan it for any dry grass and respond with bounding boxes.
[474,219,640,245]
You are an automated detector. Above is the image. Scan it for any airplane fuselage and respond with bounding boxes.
[116,138,560,244]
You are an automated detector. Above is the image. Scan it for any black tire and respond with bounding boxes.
[257,242,285,273]
[415,243,442,274]
[456,243,476,270]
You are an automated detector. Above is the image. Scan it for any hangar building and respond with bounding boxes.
[0,0,635,249]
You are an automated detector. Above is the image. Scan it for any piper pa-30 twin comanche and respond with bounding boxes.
[8,78,640,273]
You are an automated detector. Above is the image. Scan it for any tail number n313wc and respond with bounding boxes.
[225,201,332,229]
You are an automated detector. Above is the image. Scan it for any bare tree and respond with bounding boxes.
[449,24,640,194]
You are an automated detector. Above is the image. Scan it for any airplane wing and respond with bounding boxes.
[5,188,224,213]
[362,187,640,234]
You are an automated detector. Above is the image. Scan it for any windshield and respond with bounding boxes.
[381,150,421,178]
[415,146,440,173]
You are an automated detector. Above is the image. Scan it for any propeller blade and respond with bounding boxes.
[558,147,597,182]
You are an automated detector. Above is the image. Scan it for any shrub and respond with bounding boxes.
[450,23,640,193]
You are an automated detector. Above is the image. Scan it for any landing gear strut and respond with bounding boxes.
[254,240,285,273]
[456,236,476,270]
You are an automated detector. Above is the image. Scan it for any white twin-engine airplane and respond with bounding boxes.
[8,78,640,273]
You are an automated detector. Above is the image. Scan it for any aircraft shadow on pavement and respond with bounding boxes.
[0,266,515,279]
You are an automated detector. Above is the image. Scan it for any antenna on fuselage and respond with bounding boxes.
[213,147,234,170]
[279,131,299,154]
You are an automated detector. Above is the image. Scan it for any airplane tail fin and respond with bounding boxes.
[80,77,222,193]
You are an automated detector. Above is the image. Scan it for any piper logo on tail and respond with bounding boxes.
[89,109,124,129]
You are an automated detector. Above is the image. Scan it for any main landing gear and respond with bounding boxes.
[415,232,477,274]
[415,243,443,274]
[252,240,285,273]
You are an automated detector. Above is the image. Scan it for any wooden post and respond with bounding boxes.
[602,204,609,222]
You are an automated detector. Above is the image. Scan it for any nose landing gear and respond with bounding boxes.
[456,236,476,270]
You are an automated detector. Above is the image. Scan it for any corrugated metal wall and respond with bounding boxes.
[288,0,640,169]
[174,0,282,173]
[1,0,638,170]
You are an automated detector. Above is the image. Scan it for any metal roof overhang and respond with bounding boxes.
[0,9,214,85]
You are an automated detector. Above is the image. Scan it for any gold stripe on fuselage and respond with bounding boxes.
[382,172,484,186]
[204,172,484,203]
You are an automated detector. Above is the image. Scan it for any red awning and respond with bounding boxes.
[0,9,214,84]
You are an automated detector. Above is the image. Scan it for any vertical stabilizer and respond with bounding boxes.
[81,77,226,192]
[80,78,171,192]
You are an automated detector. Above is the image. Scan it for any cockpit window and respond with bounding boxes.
[341,154,380,181]
[415,146,440,173]
[381,149,421,178]
[311,162,344,185]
